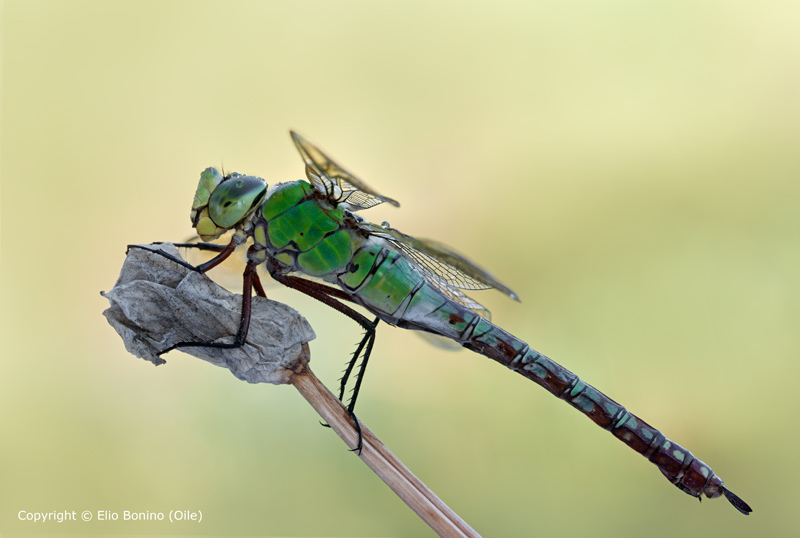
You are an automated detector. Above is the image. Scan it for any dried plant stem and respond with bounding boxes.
[104,245,480,536]
[290,359,481,538]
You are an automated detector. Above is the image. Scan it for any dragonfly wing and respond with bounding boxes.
[426,276,493,320]
[363,222,520,302]
[415,331,466,351]
[290,131,400,211]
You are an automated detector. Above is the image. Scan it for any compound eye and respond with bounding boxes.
[208,176,267,228]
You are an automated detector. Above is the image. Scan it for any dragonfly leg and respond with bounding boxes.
[333,316,380,454]
[252,270,267,298]
[127,240,238,273]
[169,241,230,253]
[127,244,199,272]
[158,258,258,355]
[267,262,380,453]
[147,241,269,298]
[143,240,231,253]
[127,240,264,356]
[338,316,380,413]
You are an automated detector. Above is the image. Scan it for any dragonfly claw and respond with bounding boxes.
[348,410,364,455]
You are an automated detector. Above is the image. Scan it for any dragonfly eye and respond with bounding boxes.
[208,176,267,228]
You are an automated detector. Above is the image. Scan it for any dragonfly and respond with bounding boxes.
[131,131,751,515]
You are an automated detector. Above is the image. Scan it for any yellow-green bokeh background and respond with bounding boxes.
[2,1,798,536]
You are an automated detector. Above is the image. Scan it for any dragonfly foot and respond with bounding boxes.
[348,410,364,454]
[126,244,202,273]
[157,338,246,357]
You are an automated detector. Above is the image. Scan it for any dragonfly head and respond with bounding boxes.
[190,167,268,241]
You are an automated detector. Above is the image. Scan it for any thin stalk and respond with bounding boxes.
[290,357,481,538]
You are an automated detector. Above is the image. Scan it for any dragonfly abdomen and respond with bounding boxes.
[393,288,738,505]
[462,316,740,503]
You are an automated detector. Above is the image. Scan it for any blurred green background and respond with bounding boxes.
[1,1,797,536]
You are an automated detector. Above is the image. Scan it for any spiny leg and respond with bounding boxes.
[268,262,381,452]
[338,317,380,413]
[268,267,379,408]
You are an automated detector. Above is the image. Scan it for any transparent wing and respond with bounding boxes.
[362,222,519,301]
[360,222,519,318]
[427,276,494,320]
[416,331,467,351]
[290,131,400,211]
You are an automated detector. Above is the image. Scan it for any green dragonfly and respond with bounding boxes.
[133,131,751,515]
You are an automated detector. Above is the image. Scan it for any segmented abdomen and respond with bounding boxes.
[467,324,728,500]
[341,248,731,502]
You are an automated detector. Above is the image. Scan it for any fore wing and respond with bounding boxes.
[290,131,400,211]
[288,131,519,316]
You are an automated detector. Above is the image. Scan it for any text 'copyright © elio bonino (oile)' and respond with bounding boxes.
[17,509,202,523]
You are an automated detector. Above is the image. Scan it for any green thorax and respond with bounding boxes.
[253,181,359,277]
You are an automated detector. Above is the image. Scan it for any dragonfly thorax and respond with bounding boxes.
[190,167,268,241]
